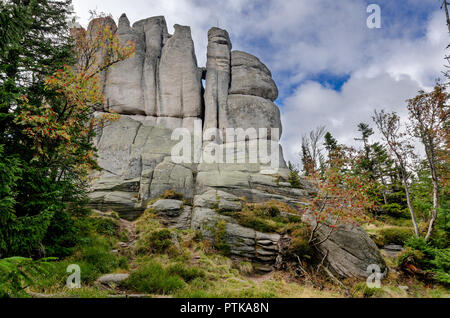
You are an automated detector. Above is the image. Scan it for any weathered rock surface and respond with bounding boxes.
[302,214,387,278]
[222,94,282,137]
[229,51,278,101]
[87,17,118,110]
[159,24,202,118]
[85,14,385,278]
[190,190,280,265]
[104,14,145,114]
[133,16,169,117]
[149,199,184,216]
[97,273,130,284]
[203,27,232,132]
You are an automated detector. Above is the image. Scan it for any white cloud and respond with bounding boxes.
[280,10,448,164]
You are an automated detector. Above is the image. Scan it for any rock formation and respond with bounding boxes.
[85,14,386,278]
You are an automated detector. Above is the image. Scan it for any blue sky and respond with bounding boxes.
[72,0,448,164]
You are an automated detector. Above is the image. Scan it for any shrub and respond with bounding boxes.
[352,282,383,298]
[42,210,78,258]
[237,212,279,233]
[378,227,413,246]
[123,261,185,294]
[400,236,450,286]
[290,227,313,257]
[71,235,126,282]
[161,190,184,200]
[214,220,230,255]
[381,203,409,218]
[167,263,205,282]
[92,217,120,237]
[0,257,56,297]
[148,229,173,254]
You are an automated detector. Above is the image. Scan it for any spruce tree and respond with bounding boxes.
[0,0,76,257]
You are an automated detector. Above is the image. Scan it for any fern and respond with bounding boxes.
[0,257,57,297]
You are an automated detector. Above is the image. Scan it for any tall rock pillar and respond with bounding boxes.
[133,16,169,117]
[203,27,232,133]
[159,24,202,119]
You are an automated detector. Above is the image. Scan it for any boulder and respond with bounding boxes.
[97,273,129,285]
[302,214,387,278]
[150,158,195,201]
[86,17,118,109]
[190,204,280,263]
[149,199,184,217]
[229,51,278,101]
[193,189,242,212]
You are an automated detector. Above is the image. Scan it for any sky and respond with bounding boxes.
[72,0,448,164]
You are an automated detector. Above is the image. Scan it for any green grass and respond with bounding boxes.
[221,200,304,234]
[122,260,185,294]
[167,263,206,282]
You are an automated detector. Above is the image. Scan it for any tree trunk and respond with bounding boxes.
[402,176,420,237]
[444,0,450,34]
[425,176,439,240]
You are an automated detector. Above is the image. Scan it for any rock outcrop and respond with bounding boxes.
[85,14,386,278]
[203,27,232,132]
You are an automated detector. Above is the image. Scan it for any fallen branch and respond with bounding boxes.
[322,266,347,290]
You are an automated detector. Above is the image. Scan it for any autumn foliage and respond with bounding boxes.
[300,147,375,246]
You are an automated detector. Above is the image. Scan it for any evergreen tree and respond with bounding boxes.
[0,0,75,257]
[0,1,134,257]
[288,161,301,188]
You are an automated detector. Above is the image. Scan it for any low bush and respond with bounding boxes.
[122,260,185,294]
[399,237,450,286]
[378,227,413,246]
[290,227,313,257]
[167,263,205,282]
[232,201,302,233]
[381,203,409,218]
[213,220,231,255]
[71,234,128,283]
[147,229,173,254]
[161,190,184,200]
[352,282,384,298]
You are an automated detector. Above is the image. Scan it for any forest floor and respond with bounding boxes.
[25,209,449,299]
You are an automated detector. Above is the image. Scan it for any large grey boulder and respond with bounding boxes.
[229,51,278,101]
[302,214,387,278]
[158,24,202,118]
[193,189,242,212]
[89,115,192,216]
[149,199,184,217]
